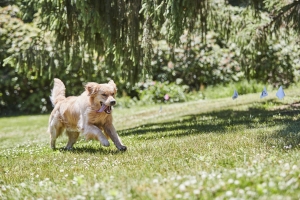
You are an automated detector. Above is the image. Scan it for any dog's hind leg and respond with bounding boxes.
[49,126,64,150]
[49,114,64,150]
[65,131,80,150]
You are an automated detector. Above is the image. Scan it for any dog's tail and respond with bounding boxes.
[50,78,66,106]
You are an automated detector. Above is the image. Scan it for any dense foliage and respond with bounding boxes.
[6,0,210,83]
[1,0,300,115]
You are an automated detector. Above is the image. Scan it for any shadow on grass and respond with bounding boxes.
[52,100,300,153]
[120,100,300,149]
[56,145,123,155]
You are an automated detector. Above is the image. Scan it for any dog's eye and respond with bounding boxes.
[112,93,114,96]
[102,94,107,97]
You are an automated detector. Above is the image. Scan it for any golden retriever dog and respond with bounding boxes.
[48,78,127,151]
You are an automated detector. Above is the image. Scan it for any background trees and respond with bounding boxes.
[1,0,300,115]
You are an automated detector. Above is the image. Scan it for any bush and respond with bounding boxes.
[115,96,138,109]
[136,80,190,105]
[151,32,243,91]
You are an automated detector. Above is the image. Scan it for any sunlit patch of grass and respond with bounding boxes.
[1,89,300,199]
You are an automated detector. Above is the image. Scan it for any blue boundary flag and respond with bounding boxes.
[260,87,268,98]
[232,90,238,100]
[276,86,285,100]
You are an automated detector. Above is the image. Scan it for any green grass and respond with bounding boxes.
[203,80,273,99]
[1,88,300,199]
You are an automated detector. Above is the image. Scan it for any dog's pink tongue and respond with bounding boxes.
[97,104,107,113]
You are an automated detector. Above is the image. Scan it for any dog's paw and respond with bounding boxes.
[101,140,110,147]
[64,146,73,151]
[118,145,127,151]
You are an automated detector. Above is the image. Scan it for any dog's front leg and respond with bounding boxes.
[104,124,127,151]
[84,124,110,147]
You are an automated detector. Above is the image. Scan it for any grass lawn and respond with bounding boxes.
[1,89,300,199]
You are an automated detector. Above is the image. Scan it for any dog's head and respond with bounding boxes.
[85,80,117,114]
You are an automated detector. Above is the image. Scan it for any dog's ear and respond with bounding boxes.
[85,82,99,96]
[108,80,117,92]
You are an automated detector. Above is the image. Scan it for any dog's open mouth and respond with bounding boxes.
[97,102,112,114]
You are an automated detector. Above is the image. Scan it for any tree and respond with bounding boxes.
[208,1,300,87]
[6,0,210,83]
[5,0,300,84]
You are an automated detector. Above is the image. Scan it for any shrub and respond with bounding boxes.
[137,80,190,105]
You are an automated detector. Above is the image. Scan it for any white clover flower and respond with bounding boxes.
[225,190,233,196]
[193,189,200,195]
[179,184,186,191]
[20,182,26,187]
[152,179,159,184]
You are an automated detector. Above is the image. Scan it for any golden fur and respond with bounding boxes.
[48,78,127,151]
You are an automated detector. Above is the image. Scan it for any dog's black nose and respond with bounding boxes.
[110,100,116,106]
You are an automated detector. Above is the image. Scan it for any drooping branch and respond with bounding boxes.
[262,1,300,33]
[33,0,210,82]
